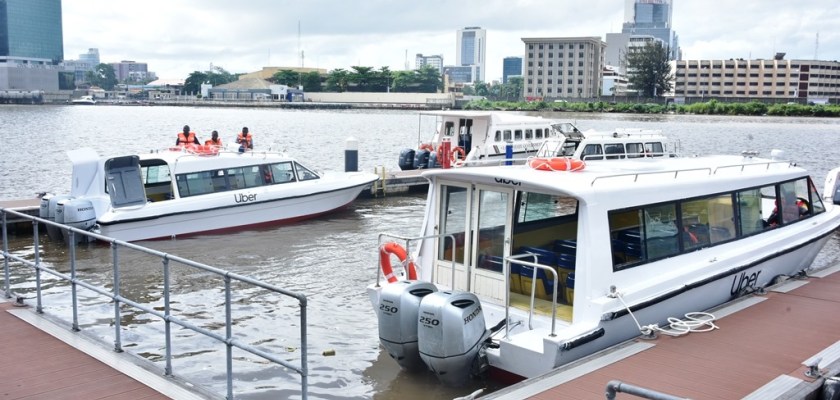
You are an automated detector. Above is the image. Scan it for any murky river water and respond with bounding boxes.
[1,105,840,399]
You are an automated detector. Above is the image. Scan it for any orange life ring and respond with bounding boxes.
[186,144,219,156]
[451,146,466,163]
[528,157,585,171]
[379,242,417,283]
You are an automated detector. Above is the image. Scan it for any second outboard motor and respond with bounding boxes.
[45,194,72,241]
[378,280,438,371]
[413,149,430,169]
[418,291,489,387]
[427,150,439,168]
[59,198,97,244]
[398,148,416,171]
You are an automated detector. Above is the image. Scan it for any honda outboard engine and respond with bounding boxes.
[418,291,489,387]
[398,148,416,171]
[378,280,438,371]
[45,194,73,241]
[59,198,97,244]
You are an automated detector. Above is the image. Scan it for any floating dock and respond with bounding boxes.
[485,264,840,399]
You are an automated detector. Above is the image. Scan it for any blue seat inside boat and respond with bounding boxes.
[518,246,557,267]
[518,264,555,301]
[553,239,577,256]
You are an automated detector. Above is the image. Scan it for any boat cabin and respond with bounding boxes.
[535,129,675,161]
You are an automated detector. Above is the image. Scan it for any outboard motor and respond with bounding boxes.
[418,291,489,387]
[398,148,416,171]
[427,150,439,168]
[45,194,73,241]
[378,281,438,371]
[413,149,430,169]
[59,198,97,244]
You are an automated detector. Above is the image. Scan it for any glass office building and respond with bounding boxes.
[0,0,64,63]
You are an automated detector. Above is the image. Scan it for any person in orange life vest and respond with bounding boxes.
[237,127,253,152]
[176,125,200,146]
[205,130,223,147]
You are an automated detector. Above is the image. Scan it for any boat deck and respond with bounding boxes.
[0,298,209,400]
[486,264,840,399]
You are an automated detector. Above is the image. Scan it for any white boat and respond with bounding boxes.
[368,149,840,386]
[398,111,675,169]
[44,146,378,242]
[70,95,96,105]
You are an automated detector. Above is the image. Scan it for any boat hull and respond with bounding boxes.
[484,232,832,379]
[98,179,372,241]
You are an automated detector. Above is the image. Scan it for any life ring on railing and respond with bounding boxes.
[419,143,435,152]
[451,146,466,163]
[379,242,417,283]
[186,144,220,156]
[528,157,586,171]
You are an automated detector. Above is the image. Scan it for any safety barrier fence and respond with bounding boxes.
[0,208,309,400]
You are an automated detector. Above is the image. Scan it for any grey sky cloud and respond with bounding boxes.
[62,0,839,81]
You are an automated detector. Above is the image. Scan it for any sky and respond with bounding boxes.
[61,0,840,82]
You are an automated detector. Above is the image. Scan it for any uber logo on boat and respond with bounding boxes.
[494,178,521,186]
[234,193,257,203]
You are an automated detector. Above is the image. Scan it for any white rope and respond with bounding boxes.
[613,290,718,337]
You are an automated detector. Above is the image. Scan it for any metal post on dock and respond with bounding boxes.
[345,137,358,172]
[441,138,452,169]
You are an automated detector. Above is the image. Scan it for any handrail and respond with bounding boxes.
[592,160,796,187]
[1,207,309,400]
[504,254,559,337]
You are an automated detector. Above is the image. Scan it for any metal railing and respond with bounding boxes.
[1,208,309,400]
[503,254,559,336]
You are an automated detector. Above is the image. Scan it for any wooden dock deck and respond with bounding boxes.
[486,264,840,399]
[0,298,211,400]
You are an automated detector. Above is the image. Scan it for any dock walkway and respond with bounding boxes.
[486,264,840,399]
[0,298,209,400]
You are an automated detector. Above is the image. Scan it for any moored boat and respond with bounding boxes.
[398,111,675,170]
[368,149,840,386]
[70,95,96,105]
[44,145,378,242]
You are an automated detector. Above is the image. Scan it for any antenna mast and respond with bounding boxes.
[298,21,303,67]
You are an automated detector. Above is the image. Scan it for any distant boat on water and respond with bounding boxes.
[70,95,96,105]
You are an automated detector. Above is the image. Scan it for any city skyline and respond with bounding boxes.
[61,0,839,82]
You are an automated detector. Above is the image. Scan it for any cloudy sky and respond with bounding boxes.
[61,0,839,82]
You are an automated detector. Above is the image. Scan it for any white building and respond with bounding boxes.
[415,53,444,73]
[522,36,606,100]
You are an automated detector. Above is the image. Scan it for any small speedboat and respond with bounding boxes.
[41,145,378,242]
[70,95,96,105]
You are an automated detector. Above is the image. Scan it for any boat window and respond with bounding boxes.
[581,144,603,160]
[140,160,174,202]
[604,144,625,160]
[294,162,320,181]
[176,171,214,197]
[142,164,170,184]
[503,130,512,142]
[643,204,680,260]
[518,192,577,223]
[682,193,734,249]
[476,190,508,271]
[779,179,812,225]
[808,178,826,215]
[625,143,645,158]
[270,162,296,184]
[242,166,265,188]
[439,185,468,261]
[737,188,766,236]
[645,142,664,157]
[525,129,533,140]
[555,123,579,134]
[444,121,456,137]
[535,129,543,139]
[514,130,523,141]
[495,130,502,142]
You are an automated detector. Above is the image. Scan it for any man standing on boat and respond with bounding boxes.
[177,125,200,146]
[205,130,223,148]
[237,127,253,152]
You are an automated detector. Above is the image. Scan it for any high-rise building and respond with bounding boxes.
[415,53,443,73]
[620,0,680,60]
[110,60,153,83]
[0,0,66,92]
[456,27,486,82]
[0,0,63,62]
[522,37,606,100]
[502,57,522,84]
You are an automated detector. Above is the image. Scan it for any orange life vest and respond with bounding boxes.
[205,138,222,147]
[178,132,197,145]
[237,132,253,148]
